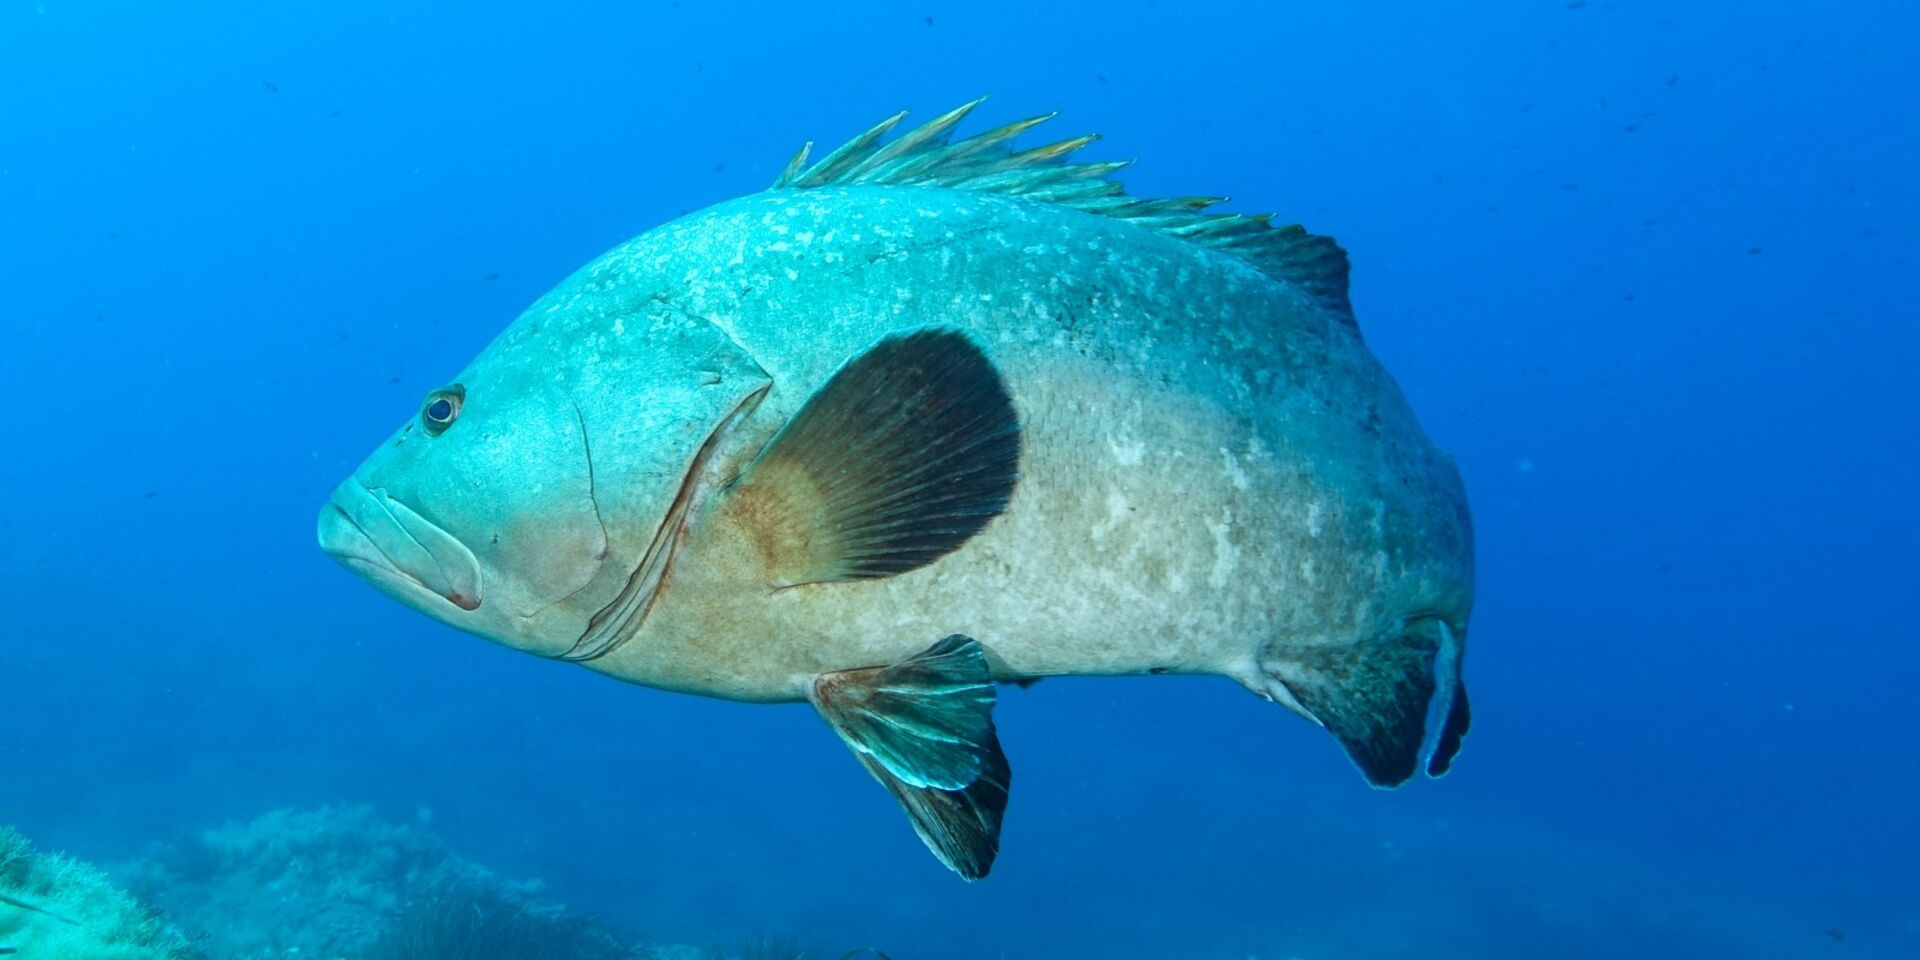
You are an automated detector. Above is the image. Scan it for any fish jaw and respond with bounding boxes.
[318,480,483,616]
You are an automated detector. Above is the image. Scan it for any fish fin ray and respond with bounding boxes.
[849,730,1009,882]
[726,328,1021,585]
[769,104,1353,322]
[811,634,996,790]
[1426,667,1471,777]
[812,635,1010,881]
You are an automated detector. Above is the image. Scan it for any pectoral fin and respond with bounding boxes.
[812,635,1012,880]
[726,328,1022,588]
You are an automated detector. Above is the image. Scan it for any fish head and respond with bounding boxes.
[317,290,773,661]
[317,358,611,650]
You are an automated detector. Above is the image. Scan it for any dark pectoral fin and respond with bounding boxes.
[727,328,1021,588]
[812,635,1011,880]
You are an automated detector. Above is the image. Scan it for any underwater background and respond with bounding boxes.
[3,1,1916,957]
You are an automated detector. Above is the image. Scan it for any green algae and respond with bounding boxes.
[0,825,192,959]
[123,805,651,960]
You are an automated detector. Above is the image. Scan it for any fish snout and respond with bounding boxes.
[318,481,483,612]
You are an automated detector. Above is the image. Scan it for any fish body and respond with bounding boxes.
[319,103,1475,879]
[588,185,1470,701]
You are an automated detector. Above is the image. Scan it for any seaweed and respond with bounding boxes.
[0,891,78,925]
[123,805,648,960]
[16,808,873,960]
[734,935,811,960]
[365,876,646,960]
[0,825,194,959]
[709,937,893,960]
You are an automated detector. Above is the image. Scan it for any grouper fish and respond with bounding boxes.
[317,101,1475,880]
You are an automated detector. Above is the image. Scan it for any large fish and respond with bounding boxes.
[318,101,1475,880]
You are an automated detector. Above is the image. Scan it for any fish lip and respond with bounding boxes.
[558,383,768,662]
[318,482,483,613]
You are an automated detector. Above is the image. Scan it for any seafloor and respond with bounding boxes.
[1,806,872,960]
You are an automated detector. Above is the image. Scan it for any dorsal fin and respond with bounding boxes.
[771,98,1353,321]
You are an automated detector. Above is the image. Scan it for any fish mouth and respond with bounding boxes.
[318,482,483,613]
[557,384,768,662]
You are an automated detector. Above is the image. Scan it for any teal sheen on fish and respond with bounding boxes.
[317,100,1476,881]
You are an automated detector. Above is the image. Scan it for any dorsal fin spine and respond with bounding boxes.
[1025,178,1126,204]
[840,98,987,183]
[1008,134,1099,165]
[797,110,907,187]
[923,113,1058,173]
[770,104,1355,322]
[774,142,814,189]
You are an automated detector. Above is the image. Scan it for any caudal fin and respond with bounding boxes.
[1257,617,1469,787]
[1425,676,1471,778]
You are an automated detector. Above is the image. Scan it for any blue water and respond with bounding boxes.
[4,1,1915,957]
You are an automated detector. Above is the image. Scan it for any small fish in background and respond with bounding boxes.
[261,79,279,93]
[319,101,1475,880]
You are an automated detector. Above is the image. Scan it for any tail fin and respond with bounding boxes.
[1260,617,1469,787]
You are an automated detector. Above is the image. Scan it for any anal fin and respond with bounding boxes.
[812,635,1012,880]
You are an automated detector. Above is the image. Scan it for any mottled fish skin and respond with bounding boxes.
[545,185,1472,703]
[318,108,1476,873]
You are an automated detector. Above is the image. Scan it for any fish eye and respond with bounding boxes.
[421,384,465,436]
